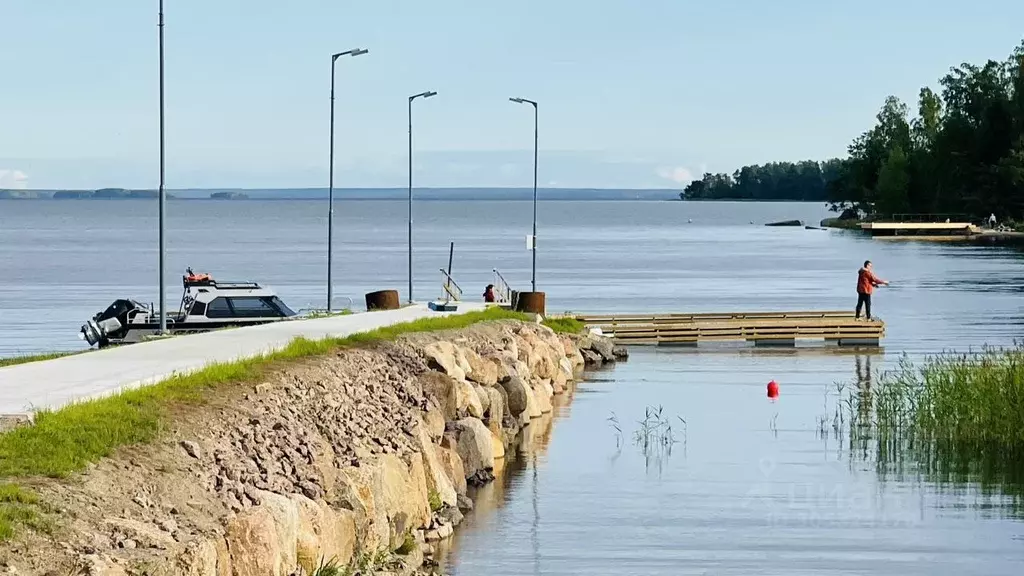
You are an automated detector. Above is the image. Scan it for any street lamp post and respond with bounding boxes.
[158,0,166,333]
[327,48,368,312]
[407,90,437,303]
[510,97,539,292]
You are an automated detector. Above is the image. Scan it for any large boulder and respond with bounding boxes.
[455,379,484,419]
[499,376,530,417]
[551,368,568,394]
[453,418,495,478]
[464,348,499,386]
[484,387,505,438]
[422,403,446,441]
[290,495,357,571]
[225,506,285,576]
[490,428,506,461]
[419,372,459,420]
[174,540,218,576]
[529,343,560,380]
[559,357,575,380]
[422,341,468,381]
[255,491,300,572]
[562,337,586,370]
[436,446,468,496]
[413,421,458,507]
[590,337,615,362]
[473,384,491,413]
[335,454,431,551]
[524,380,542,419]
[531,380,553,414]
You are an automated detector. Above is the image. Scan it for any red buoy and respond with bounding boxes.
[767,380,780,400]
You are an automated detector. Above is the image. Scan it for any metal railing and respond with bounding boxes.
[890,213,970,223]
[492,268,513,303]
[439,269,463,302]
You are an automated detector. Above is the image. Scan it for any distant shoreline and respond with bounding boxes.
[0,187,683,201]
[680,197,826,203]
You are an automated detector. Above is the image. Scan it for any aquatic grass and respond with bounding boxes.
[608,407,687,475]
[864,347,1024,448]
[837,345,1024,514]
[0,308,530,484]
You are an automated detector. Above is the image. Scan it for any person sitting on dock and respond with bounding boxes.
[483,284,496,303]
[856,260,888,321]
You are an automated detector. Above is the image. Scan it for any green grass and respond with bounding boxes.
[0,351,80,368]
[428,488,442,512]
[395,531,417,555]
[0,483,48,542]
[541,316,585,334]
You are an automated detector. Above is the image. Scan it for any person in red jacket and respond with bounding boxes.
[856,260,888,320]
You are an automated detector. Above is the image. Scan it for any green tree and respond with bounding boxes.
[875,145,911,216]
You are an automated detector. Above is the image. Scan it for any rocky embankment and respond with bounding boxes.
[2,320,625,575]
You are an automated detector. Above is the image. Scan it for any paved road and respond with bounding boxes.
[0,304,485,417]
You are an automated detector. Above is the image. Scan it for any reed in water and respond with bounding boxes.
[841,345,1024,512]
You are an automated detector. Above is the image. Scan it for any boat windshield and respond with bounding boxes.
[270,296,297,317]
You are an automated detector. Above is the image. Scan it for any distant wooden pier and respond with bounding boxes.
[576,311,884,347]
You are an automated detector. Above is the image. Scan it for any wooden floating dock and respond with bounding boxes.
[859,221,981,238]
[575,311,884,347]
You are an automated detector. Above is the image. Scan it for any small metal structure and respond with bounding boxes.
[577,311,884,347]
[439,269,463,303]
[491,269,514,304]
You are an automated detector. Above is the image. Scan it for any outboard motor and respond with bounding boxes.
[78,299,136,347]
[79,316,123,347]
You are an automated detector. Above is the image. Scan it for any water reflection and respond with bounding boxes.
[446,350,1024,575]
[435,383,575,572]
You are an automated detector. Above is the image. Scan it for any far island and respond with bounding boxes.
[209,191,249,200]
[0,188,172,200]
[679,160,844,202]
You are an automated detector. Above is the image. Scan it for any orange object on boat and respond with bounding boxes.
[185,272,211,282]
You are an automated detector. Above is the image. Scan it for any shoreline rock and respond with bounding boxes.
[0,320,623,575]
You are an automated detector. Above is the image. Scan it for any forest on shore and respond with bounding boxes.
[683,40,1024,222]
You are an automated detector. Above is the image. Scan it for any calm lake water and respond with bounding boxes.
[2,199,1024,573]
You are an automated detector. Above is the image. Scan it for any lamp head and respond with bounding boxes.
[333,48,369,60]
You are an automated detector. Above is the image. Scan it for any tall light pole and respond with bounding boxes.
[158,0,166,333]
[510,97,539,292]
[408,90,437,303]
[326,48,368,312]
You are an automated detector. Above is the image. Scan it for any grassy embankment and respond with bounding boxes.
[0,352,80,368]
[0,307,594,540]
[843,346,1024,508]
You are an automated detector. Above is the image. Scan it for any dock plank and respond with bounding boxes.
[577,311,884,347]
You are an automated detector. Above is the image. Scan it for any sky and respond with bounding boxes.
[1,0,1024,190]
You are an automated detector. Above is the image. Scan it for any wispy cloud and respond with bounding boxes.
[0,169,29,189]
[655,166,694,184]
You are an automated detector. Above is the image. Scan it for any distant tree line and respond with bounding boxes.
[681,160,845,201]
[826,40,1024,221]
